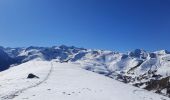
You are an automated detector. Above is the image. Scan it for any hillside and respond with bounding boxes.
[0,61,168,100]
[0,45,170,97]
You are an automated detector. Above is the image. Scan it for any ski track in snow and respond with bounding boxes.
[0,62,54,100]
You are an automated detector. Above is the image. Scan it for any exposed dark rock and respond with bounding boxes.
[133,83,144,87]
[127,60,143,74]
[27,73,39,79]
[149,53,157,58]
[145,77,170,92]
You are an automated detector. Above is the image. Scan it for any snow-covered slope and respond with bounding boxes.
[1,45,170,97]
[0,61,168,100]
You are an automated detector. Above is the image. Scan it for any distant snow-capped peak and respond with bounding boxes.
[0,45,170,97]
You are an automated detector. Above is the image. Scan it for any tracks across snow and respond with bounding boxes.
[0,62,54,100]
[0,61,169,100]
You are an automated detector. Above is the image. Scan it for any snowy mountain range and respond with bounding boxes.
[1,45,170,98]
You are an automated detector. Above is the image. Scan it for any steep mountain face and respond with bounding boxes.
[0,49,16,71]
[1,45,170,97]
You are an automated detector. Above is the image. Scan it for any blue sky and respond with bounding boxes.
[0,0,169,52]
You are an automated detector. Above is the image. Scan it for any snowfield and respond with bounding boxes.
[0,61,169,100]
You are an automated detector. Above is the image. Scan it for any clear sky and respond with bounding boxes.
[0,0,169,52]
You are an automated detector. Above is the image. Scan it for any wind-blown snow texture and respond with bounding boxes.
[0,45,170,99]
